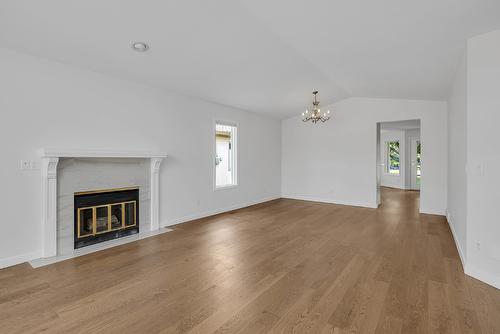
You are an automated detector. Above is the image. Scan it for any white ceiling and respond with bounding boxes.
[1,0,499,118]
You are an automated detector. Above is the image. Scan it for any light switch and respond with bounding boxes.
[20,160,30,170]
[20,160,39,170]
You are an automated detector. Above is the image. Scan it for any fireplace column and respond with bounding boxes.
[150,157,163,231]
[41,157,59,258]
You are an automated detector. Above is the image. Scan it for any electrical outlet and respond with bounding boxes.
[476,242,481,251]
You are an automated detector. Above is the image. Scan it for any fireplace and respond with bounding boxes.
[74,187,139,249]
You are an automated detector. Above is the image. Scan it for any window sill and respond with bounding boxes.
[214,184,238,191]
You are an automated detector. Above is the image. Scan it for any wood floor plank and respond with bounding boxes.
[0,187,499,333]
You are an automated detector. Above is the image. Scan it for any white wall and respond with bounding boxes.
[282,98,447,213]
[447,52,468,265]
[465,30,500,287]
[380,129,405,189]
[0,48,281,266]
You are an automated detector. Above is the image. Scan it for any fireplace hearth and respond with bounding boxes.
[74,187,139,249]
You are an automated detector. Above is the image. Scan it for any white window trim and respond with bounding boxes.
[213,120,238,191]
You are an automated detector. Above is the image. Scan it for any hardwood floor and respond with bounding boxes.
[1,187,499,333]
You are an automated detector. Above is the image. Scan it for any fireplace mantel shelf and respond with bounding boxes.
[38,148,167,260]
[38,148,167,159]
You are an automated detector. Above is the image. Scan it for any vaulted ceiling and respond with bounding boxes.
[1,0,499,118]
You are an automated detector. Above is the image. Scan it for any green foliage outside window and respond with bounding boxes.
[387,141,400,175]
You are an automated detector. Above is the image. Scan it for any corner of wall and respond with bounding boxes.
[0,250,43,269]
[446,212,466,268]
[464,263,500,290]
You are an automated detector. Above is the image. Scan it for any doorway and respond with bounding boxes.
[376,119,421,208]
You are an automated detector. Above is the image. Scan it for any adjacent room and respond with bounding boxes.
[1,1,499,333]
[377,120,421,208]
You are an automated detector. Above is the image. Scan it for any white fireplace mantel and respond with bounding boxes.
[38,148,167,159]
[38,148,167,258]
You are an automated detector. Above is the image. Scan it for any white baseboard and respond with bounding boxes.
[465,264,500,290]
[29,227,173,268]
[446,213,466,268]
[380,184,406,190]
[420,207,446,216]
[445,213,500,290]
[1,196,280,270]
[161,195,281,227]
[281,194,377,209]
[0,250,43,269]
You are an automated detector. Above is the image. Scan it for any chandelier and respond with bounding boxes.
[302,91,331,123]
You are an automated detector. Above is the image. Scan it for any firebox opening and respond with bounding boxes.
[74,187,139,249]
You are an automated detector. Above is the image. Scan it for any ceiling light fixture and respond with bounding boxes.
[132,42,149,52]
[302,91,331,124]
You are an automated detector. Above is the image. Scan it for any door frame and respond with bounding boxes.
[410,136,421,190]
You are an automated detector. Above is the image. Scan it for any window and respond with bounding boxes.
[386,141,400,175]
[215,122,237,188]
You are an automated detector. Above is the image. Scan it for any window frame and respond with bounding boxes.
[213,120,238,191]
[385,140,401,176]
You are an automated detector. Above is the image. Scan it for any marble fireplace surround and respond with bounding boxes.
[36,148,167,265]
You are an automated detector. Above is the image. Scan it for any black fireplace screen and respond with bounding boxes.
[74,187,139,249]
